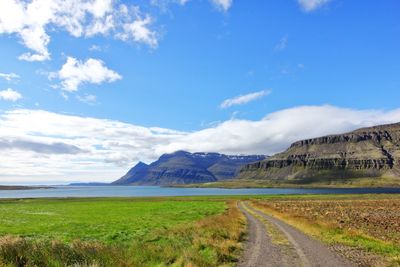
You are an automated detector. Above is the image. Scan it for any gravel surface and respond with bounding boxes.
[237,202,287,267]
[238,202,354,267]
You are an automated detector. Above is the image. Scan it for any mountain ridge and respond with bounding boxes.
[113,151,266,185]
[238,122,400,184]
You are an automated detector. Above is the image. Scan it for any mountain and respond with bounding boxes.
[239,123,400,184]
[113,162,150,185]
[113,151,266,185]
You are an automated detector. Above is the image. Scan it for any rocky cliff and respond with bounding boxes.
[113,151,266,185]
[239,123,400,183]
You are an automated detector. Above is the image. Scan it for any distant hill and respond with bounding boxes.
[113,151,266,185]
[238,123,400,185]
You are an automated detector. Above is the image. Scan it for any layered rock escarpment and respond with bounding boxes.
[239,123,400,182]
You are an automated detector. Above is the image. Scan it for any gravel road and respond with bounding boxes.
[238,201,354,267]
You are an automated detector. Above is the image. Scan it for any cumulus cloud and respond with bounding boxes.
[52,57,122,92]
[0,109,185,182]
[1,105,400,183]
[298,0,331,12]
[0,72,19,81]
[0,88,22,101]
[0,0,158,61]
[220,90,271,109]
[211,0,233,11]
[0,0,234,62]
[116,15,158,48]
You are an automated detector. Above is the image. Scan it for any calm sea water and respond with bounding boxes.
[0,186,400,199]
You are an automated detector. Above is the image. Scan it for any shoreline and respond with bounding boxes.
[0,185,53,190]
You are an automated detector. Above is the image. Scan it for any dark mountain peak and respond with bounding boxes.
[113,151,266,185]
[158,150,191,161]
[170,150,192,156]
[126,161,148,174]
[113,161,150,185]
[135,161,148,168]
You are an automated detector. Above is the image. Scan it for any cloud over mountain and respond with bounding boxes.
[1,105,400,183]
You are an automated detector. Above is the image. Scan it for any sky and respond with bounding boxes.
[0,0,399,184]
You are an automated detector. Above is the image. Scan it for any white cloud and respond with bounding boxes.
[0,88,22,101]
[298,0,331,12]
[0,72,19,81]
[116,15,158,48]
[220,90,271,109]
[211,0,232,11]
[0,109,186,183]
[159,105,400,155]
[89,45,102,51]
[1,105,400,183]
[77,94,97,105]
[0,0,233,61]
[0,0,158,61]
[152,0,230,12]
[150,0,190,11]
[274,35,288,52]
[52,57,122,92]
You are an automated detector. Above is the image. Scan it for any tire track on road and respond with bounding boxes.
[238,201,354,267]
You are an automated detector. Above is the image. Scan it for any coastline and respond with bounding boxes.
[0,185,53,190]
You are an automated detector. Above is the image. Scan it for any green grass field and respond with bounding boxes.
[1,195,400,266]
[0,198,224,243]
[0,197,245,267]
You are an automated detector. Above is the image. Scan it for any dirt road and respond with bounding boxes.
[237,201,354,267]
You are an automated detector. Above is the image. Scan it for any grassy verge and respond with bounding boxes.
[126,200,246,266]
[0,198,245,267]
[249,195,400,266]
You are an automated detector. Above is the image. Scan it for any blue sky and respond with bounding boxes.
[0,0,400,184]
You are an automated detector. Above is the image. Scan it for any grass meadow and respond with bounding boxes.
[1,194,400,266]
[0,197,245,267]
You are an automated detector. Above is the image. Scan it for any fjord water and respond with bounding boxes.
[1,186,400,199]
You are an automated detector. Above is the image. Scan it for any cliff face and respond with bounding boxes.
[239,123,400,182]
[113,151,266,185]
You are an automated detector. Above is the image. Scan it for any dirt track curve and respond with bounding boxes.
[237,201,354,267]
